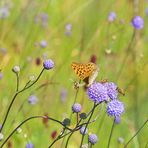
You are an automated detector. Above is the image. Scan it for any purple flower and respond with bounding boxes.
[145,8,148,16]
[131,16,144,30]
[28,95,38,105]
[0,72,3,80]
[40,40,47,48]
[72,103,82,113]
[88,134,98,145]
[103,82,118,100]
[107,100,124,117]
[60,88,67,103]
[87,82,108,103]
[108,12,116,22]
[26,142,34,148]
[65,23,72,36]
[80,126,88,135]
[65,23,72,31]
[43,59,54,70]
[0,7,10,19]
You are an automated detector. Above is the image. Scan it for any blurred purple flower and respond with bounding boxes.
[34,12,49,27]
[103,82,118,100]
[87,82,108,103]
[0,48,7,54]
[107,100,124,117]
[145,8,148,16]
[65,23,72,36]
[0,6,10,19]
[108,12,116,22]
[26,142,34,148]
[40,40,47,48]
[60,88,67,103]
[28,95,38,105]
[131,16,144,30]
[0,72,3,80]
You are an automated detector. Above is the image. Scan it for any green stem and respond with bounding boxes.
[80,103,97,147]
[107,118,115,148]
[0,68,44,133]
[124,119,148,148]
[0,115,72,148]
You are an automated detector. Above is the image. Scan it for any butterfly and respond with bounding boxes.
[71,62,99,88]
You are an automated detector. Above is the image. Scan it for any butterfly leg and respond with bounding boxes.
[74,81,86,89]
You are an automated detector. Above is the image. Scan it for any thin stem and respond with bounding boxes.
[0,115,72,148]
[65,132,74,148]
[124,119,148,148]
[0,68,44,133]
[16,73,19,92]
[107,118,115,148]
[80,103,97,147]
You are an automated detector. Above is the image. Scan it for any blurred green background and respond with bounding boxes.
[0,0,147,147]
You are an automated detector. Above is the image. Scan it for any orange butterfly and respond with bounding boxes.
[71,62,99,87]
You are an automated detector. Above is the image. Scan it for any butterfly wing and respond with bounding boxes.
[71,62,96,80]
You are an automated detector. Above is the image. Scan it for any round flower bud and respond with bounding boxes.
[107,100,124,117]
[131,16,144,30]
[12,65,20,73]
[118,137,124,144]
[40,40,47,48]
[0,133,4,141]
[88,134,98,145]
[26,142,34,148]
[80,126,88,135]
[72,103,82,113]
[103,82,118,100]
[43,59,54,70]
[87,82,108,103]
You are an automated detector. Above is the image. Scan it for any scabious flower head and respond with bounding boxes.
[131,16,144,30]
[108,12,116,22]
[87,82,108,103]
[26,142,34,148]
[88,134,98,145]
[103,82,118,100]
[28,95,38,105]
[72,103,82,113]
[80,126,88,135]
[43,59,54,70]
[107,100,124,117]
